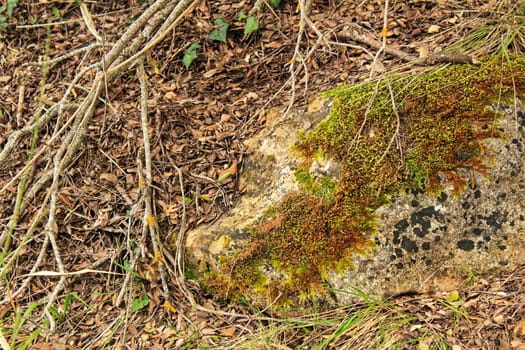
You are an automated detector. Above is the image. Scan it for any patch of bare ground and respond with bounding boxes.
[0,0,523,348]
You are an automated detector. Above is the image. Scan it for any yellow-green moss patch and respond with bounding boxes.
[207,55,525,304]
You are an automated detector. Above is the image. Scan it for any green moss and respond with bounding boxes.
[206,55,525,305]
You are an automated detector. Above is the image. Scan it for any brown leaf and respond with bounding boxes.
[100,173,118,183]
[220,326,236,337]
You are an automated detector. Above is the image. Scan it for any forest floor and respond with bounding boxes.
[0,0,524,349]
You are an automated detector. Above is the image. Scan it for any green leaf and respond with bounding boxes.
[244,16,259,35]
[7,0,18,18]
[183,42,200,69]
[48,306,65,322]
[132,294,149,312]
[64,291,86,313]
[52,6,61,18]
[0,17,7,30]
[217,172,231,182]
[269,0,281,8]
[209,16,229,43]
[237,11,247,21]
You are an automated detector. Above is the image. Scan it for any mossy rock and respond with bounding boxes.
[186,55,525,307]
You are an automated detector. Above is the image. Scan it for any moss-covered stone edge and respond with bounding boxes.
[204,54,525,305]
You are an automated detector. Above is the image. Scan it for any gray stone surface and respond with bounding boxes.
[331,101,525,302]
[185,95,525,304]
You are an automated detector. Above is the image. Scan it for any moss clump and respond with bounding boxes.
[207,55,525,304]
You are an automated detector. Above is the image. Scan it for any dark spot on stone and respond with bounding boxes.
[477,241,485,250]
[462,202,471,210]
[389,255,396,261]
[374,237,380,245]
[498,244,506,250]
[434,236,441,242]
[472,228,482,236]
[438,193,447,202]
[485,210,504,230]
[520,215,524,221]
[411,199,419,207]
[457,239,475,251]
[394,219,409,233]
[396,262,404,269]
[483,235,491,242]
[421,218,431,232]
[511,170,516,176]
[499,260,508,266]
[512,138,519,144]
[497,192,507,200]
[425,259,432,266]
[474,190,481,199]
[401,237,418,253]
[395,248,403,258]
[420,206,437,217]
[410,207,438,233]
[407,187,425,196]
[422,242,431,250]
[414,227,424,237]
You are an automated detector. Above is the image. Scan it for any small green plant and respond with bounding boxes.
[244,16,259,35]
[183,42,201,69]
[237,11,259,35]
[0,0,18,30]
[269,0,282,8]
[2,302,44,350]
[48,292,86,323]
[131,294,150,312]
[209,16,229,43]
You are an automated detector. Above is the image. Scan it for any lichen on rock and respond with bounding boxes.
[186,55,525,306]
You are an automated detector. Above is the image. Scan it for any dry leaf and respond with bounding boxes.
[514,320,525,337]
[445,290,460,302]
[219,161,238,179]
[164,301,177,314]
[427,24,440,33]
[220,326,236,337]
[100,173,118,183]
[164,91,177,100]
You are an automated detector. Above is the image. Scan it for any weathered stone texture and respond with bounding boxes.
[331,103,525,302]
[186,96,525,304]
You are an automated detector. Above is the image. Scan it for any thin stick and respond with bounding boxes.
[375,80,401,166]
[15,85,25,127]
[137,58,171,302]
